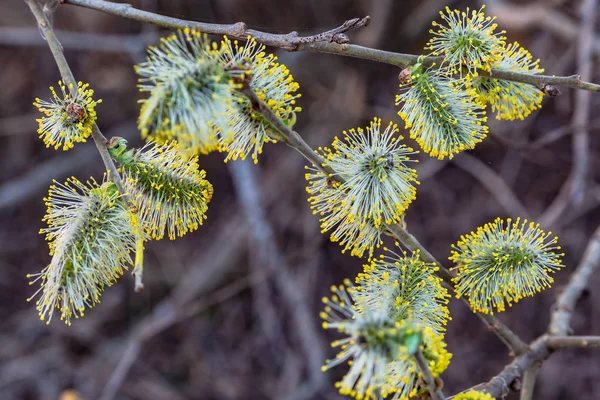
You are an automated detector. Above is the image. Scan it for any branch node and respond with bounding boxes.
[233,21,247,36]
[510,377,522,391]
[542,85,561,97]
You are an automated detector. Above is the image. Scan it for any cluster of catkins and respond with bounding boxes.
[29,5,565,399]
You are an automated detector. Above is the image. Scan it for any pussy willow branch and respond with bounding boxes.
[25,0,144,290]
[25,0,127,200]
[241,87,529,356]
[414,348,445,400]
[62,0,600,92]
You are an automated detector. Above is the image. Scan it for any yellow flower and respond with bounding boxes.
[29,177,135,325]
[33,81,101,151]
[426,5,506,75]
[320,281,451,400]
[109,138,213,240]
[355,248,451,336]
[381,327,451,400]
[306,118,419,258]
[450,217,565,314]
[136,29,236,156]
[454,390,495,400]
[465,42,544,121]
[396,62,488,159]
[219,36,302,163]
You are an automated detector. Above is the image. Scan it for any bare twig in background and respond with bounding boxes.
[519,365,538,400]
[549,225,600,335]
[488,0,600,56]
[568,0,596,204]
[0,27,156,59]
[414,348,445,400]
[546,336,600,349]
[356,0,392,47]
[99,154,308,400]
[538,0,597,228]
[62,0,600,92]
[0,120,136,210]
[228,160,326,400]
[99,228,255,400]
[452,153,529,218]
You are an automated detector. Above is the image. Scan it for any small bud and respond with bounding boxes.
[398,68,412,84]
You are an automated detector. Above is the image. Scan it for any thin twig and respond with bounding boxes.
[475,335,549,398]
[452,152,529,218]
[549,225,600,335]
[228,160,327,400]
[24,0,128,201]
[546,335,600,349]
[538,0,597,227]
[243,87,528,356]
[239,87,335,177]
[519,365,538,400]
[569,0,596,203]
[62,0,600,92]
[414,348,445,400]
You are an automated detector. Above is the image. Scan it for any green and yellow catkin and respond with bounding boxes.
[306,118,418,258]
[108,138,213,240]
[380,329,451,400]
[355,248,451,336]
[218,36,302,163]
[136,29,237,156]
[28,177,136,325]
[136,30,301,162]
[33,81,101,151]
[396,62,488,159]
[426,5,505,75]
[465,42,544,120]
[320,281,451,399]
[450,217,564,314]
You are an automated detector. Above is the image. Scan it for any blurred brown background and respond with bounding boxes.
[1,0,599,399]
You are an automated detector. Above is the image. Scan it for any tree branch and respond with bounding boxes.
[549,224,600,335]
[546,335,600,349]
[519,365,538,400]
[24,0,128,201]
[62,0,600,92]
[414,348,445,400]
[242,86,528,356]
